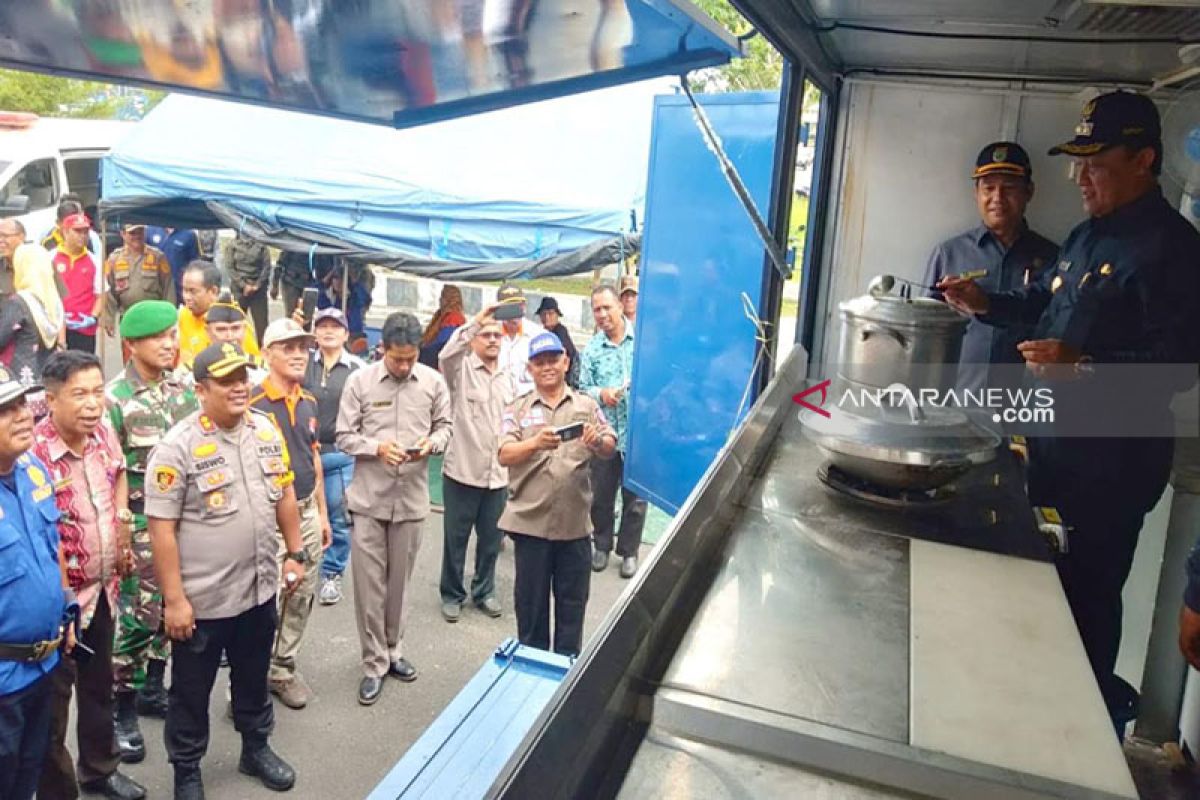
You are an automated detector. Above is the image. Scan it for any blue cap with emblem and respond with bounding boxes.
[528,332,565,359]
[973,141,1032,180]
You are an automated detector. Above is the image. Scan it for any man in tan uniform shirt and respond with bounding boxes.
[103,225,175,335]
[438,303,514,623]
[336,312,452,706]
[145,343,305,798]
[498,331,615,657]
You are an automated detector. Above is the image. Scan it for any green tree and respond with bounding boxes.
[690,0,785,92]
[0,68,162,119]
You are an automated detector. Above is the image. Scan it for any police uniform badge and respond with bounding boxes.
[205,490,227,511]
[154,466,180,492]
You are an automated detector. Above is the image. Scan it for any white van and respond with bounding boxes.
[0,112,134,243]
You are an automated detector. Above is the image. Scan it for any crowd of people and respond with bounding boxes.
[0,210,650,800]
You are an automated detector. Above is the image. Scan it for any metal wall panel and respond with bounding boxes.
[624,91,779,514]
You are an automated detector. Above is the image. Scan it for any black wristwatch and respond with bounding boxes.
[284,550,308,566]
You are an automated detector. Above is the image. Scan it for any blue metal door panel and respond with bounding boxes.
[625,92,779,514]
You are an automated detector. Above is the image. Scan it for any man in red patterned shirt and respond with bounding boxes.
[50,214,104,354]
[32,351,145,800]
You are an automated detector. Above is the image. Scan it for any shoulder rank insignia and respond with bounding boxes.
[1051,275,1064,293]
[1099,263,1114,276]
[198,415,217,434]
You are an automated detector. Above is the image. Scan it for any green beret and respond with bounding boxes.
[119,300,178,340]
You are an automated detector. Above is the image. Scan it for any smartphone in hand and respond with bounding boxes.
[555,422,584,442]
[300,287,320,330]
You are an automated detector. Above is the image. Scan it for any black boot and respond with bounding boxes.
[113,691,145,764]
[136,659,169,718]
[238,738,296,791]
[173,763,204,800]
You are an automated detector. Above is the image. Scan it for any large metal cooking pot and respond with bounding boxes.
[836,288,968,394]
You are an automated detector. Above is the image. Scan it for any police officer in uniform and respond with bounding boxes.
[103,224,174,336]
[106,300,199,762]
[941,91,1200,724]
[0,366,78,800]
[145,343,306,799]
[924,142,1059,392]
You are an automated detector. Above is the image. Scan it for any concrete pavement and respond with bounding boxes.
[95,516,643,799]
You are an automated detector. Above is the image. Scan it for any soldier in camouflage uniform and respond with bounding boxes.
[105,300,199,763]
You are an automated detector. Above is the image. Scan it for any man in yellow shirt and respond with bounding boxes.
[177,261,259,367]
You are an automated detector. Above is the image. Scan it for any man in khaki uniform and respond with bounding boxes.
[103,225,174,336]
[499,332,616,657]
[438,303,514,622]
[336,312,452,706]
[145,343,305,799]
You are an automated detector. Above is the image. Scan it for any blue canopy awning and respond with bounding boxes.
[100,81,667,279]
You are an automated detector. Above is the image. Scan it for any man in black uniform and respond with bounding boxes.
[941,91,1200,723]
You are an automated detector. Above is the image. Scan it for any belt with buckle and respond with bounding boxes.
[0,635,63,663]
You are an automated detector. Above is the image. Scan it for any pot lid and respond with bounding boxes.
[840,293,967,330]
[800,402,1001,467]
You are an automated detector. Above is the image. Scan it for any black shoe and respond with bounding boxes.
[238,741,296,792]
[388,658,418,682]
[113,691,145,764]
[136,659,168,718]
[591,549,609,572]
[173,764,204,800]
[80,771,147,800]
[358,676,383,706]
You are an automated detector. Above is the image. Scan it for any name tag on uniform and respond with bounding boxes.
[371,400,393,408]
[192,456,227,472]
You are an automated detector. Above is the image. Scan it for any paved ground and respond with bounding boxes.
[81,517,645,799]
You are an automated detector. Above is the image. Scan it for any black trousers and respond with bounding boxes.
[65,330,95,354]
[39,592,120,799]
[165,599,277,767]
[590,452,647,557]
[440,477,506,605]
[0,673,53,800]
[1028,436,1172,717]
[510,534,591,657]
[237,287,269,348]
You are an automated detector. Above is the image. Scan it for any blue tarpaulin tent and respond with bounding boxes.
[100,80,672,279]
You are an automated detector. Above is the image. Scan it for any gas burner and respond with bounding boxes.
[817,463,955,509]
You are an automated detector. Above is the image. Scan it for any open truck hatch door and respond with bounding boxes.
[0,1,739,128]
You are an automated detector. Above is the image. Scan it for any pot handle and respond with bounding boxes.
[860,324,908,350]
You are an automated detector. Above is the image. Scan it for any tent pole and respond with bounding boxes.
[341,259,349,316]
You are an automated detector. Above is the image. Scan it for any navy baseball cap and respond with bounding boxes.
[528,332,565,359]
[973,141,1032,180]
[1049,91,1161,157]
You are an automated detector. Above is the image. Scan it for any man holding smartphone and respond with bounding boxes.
[336,312,452,706]
[438,303,514,623]
[145,343,305,799]
[498,332,616,657]
[32,351,146,800]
